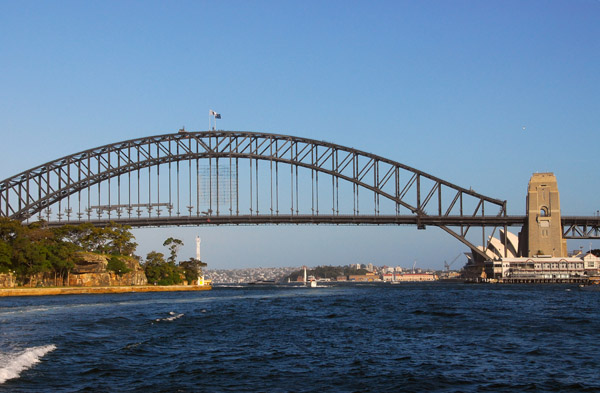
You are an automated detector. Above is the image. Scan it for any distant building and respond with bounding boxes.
[492,253,600,283]
[348,273,380,282]
[584,253,600,274]
[395,273,437,282]
[464,173,582,282]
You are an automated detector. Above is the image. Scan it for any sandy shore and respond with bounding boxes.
[0,285,212,297]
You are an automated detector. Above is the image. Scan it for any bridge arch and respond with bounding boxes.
[0,130,508,258]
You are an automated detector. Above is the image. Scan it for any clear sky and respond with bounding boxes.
[1,1,599,269]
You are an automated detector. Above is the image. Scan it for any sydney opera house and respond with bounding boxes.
[463,173,600,283]
[464,229,600,283]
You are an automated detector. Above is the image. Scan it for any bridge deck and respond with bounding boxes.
[46,214,526,227]
[43,215,600,239]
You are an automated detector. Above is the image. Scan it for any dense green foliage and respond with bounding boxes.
[0,218,137,286]
[143,251,183,285]
[142,238,207,285]
[53,222,138,255]
[107,256,132,276]
[179,258,208,284]
[0,218,206,287]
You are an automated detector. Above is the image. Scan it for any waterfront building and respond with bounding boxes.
[468,229,598,282]
[583,252,600,275]
[463,172,593,282]
[395,273,436,282]
[492,257,586,283]
[348,273,380,282]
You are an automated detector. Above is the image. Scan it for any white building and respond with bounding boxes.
[468,229,599,283]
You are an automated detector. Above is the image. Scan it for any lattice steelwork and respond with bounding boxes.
[0,130,538,259]
[562,216,600,239]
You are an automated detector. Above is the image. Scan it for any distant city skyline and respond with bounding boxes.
[1,1,598,269]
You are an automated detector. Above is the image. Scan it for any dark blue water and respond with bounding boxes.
[1,283,599,392]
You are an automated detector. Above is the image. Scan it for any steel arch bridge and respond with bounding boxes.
[1,130,596,259]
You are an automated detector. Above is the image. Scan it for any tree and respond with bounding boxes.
[179,258,207,284]
[46,240,77,286]
[143,251,182,285]
[104,222,138,255]
[144,251,166,284]
[107,256,132,276]
[0,218,140,287]
[52,223,95,251]
[52,222,137,256]
[4,223,55,286]
[285,265,369,282]
[0,240,12,274]
[163,237,184,264]
[13,240,52,286]
[0,217,25,242]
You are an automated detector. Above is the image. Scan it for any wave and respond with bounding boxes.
[155,311,184,322]
[0,344,56,384]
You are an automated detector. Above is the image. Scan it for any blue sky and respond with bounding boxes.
[1,1,599,269]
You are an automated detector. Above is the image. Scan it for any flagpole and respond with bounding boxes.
[208,109,220,131]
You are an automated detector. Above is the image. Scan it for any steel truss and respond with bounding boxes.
[562,216,600,239]
[1,130,518,259]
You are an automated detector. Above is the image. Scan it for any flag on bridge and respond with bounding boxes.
[209,110,221,119]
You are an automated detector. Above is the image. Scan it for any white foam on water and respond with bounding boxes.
[0,344,56,384]
[155,312,184,322]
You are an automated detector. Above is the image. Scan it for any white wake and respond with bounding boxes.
[155,311,184,322]
[0,344,56,384]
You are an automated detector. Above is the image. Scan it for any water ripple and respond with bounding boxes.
[1,284,599,392]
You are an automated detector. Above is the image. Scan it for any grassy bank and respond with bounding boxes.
[0,285,212,297]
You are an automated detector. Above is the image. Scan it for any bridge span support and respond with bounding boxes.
[520,173,567,258]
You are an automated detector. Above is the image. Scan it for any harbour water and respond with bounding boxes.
[1,283,599,392]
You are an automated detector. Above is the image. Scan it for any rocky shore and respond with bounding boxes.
[0,284,211,297]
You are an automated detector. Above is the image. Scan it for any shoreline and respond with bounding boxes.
[0,285,212,297]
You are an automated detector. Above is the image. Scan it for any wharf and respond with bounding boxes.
[498,277,588,284]
[0,285,212,297]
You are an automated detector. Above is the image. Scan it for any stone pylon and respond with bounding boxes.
[520,173,567,257]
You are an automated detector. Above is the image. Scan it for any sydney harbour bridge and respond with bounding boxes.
[1,130,599,260]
